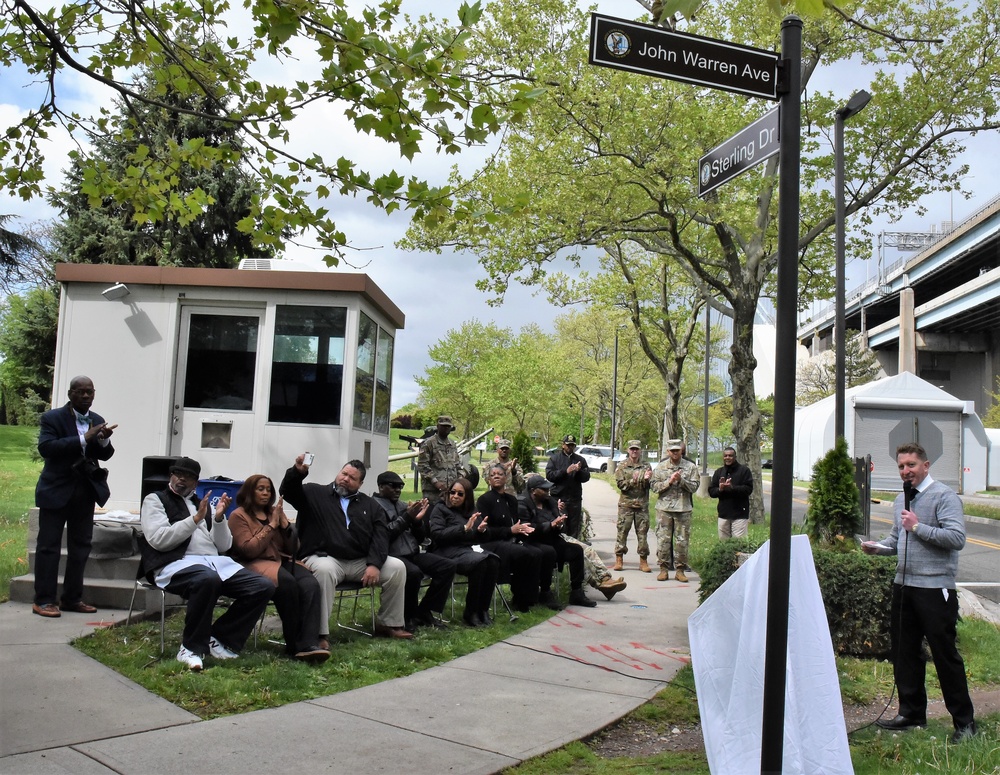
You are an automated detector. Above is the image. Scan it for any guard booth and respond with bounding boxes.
[49,261,404,510]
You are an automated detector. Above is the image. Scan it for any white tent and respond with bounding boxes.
[792,371,989,493]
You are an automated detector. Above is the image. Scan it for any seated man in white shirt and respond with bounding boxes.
[139,456,274,671]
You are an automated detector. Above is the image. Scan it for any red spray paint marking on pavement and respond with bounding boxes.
[587,644,643,671]
[629,641,691,664]
[602,644,662,670]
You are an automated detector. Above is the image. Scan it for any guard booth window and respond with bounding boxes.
[269,305,346,425]
[353,312,393,434]
[183,314,258,410]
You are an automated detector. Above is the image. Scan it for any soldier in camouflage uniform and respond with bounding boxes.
[486,438,525,496]
[613,440,652,573]
[418,415,467,504]
[650,439,700,583]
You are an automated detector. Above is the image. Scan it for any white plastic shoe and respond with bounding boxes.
[209,636,238,660]
[176,645,203,671]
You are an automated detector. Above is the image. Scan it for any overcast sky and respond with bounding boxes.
[2,0,998,411]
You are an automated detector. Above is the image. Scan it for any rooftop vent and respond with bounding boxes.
[238,258,316,272]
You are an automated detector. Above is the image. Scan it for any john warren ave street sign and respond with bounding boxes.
[589,14,780,100]
[699,107,780,197]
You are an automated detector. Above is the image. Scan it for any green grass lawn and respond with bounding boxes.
[0,425,40,601]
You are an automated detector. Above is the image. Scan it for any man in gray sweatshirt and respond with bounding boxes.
[862,442,977,743]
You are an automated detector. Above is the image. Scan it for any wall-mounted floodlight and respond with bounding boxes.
[102,283,130,301]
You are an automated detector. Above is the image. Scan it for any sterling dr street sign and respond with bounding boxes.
[589,13,780,100]
[698,107,780,197]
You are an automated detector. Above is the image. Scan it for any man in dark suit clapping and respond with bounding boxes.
[32,376,117,618]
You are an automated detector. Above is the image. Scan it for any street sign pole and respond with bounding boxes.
[760,15,802,775]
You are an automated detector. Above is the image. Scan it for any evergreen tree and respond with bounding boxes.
[510,430,537,475]
[48,64,270,268]
[803,437,863,549]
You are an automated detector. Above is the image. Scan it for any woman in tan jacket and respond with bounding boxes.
[228,474,329,662]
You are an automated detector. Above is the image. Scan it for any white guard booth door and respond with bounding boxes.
[170,305,265,480]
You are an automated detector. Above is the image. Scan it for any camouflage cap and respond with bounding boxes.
[627,440,642,449]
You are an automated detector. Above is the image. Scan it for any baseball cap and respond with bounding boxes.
[525,475,552,491]
[377,471,404,486]
[562,434,577,444]
[498,438,512,449]
[170,456,201,478]
[666,439,683,451]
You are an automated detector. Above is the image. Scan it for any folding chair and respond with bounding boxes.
[334,580,376,636]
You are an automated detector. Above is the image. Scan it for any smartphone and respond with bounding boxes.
[303,452,315,467]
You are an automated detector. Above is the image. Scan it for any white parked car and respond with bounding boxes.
[576,445,626,473]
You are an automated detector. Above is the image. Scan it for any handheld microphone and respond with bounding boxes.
[903,481,913,511]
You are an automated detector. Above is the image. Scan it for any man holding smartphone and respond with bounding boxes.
[32,376,116,618]
[861,442,977,744]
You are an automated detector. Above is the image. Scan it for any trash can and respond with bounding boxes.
[195,477,243,518]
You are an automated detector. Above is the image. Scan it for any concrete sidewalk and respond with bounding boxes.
[1,478,698,774]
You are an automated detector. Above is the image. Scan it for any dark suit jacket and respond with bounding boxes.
[35,402,114,509]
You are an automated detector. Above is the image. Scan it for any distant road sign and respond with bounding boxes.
[589,13,780,100]
[698,107,780,197]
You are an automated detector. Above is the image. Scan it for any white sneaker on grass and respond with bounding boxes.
[176,645,203,671]
[209,636,238,660]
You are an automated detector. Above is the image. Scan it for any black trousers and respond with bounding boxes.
[272,562,323,654]
[34,483,95,607]
[561,498,583,540]
[398,551,457,621]
[450,550,500,618]
[483,540,554,608]
[890,583,975,728]
[164,565,274,657]
[533,537,584,590]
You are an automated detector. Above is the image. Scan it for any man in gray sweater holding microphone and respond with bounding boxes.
[862,442,977,744]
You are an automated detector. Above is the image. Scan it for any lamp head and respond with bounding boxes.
[836,90,872,121]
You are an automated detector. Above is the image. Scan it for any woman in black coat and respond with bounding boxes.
[428,478,500,627]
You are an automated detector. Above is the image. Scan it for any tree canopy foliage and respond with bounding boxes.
[405,0,1000,519]
[48,66,269,268]
[1,0,540,261]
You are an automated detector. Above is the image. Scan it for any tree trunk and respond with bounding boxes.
[729,301,765,523]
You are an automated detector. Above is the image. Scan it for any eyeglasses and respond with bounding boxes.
[448,489,464,496]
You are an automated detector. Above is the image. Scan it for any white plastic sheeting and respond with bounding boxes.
[688,535,853,775]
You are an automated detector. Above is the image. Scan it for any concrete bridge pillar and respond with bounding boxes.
[899,286,916,373]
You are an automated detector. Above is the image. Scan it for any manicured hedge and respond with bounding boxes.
[697,539,896,657]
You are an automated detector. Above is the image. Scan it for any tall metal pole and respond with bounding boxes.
[834,89,871,442]
[760,16,801,775]
[610,330,620,451]
[834,112,847,441]
[702,303,710,475]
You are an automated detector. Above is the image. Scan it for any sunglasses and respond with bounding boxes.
[448,489,464,496]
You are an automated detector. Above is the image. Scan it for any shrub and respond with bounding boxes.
[803,437,862,548]
[697,539,895,657]
[509,430,537,474]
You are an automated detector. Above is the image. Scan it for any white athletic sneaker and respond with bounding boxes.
[209,636,238,660]
[176,645,203,671]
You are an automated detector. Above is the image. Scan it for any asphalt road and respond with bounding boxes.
[765,480,1000,605]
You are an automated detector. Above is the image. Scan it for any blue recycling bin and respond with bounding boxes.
[195,477,242,518]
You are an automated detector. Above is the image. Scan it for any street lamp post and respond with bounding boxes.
[610,328,620,453]
[834,89,872,441]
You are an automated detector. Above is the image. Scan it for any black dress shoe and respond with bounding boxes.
[479,611,493,626]
[462,611,483,627]
[950,722,977,744]
[414,611,448,629]
[876,714,926,731]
